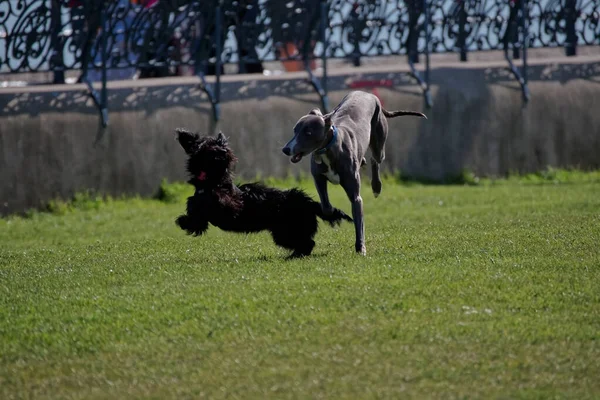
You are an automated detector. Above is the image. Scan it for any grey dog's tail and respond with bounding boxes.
[382,109,427,119]
[315,203,353,227]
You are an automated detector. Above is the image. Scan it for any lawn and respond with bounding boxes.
[1,172,599,399]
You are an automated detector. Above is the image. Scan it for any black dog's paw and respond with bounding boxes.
[176,215,191,231]
[176,215,198,235]
[287,240,315,259]
[327,219,341,228]
[176,214,209,237]
[338,209,353,222]
[324,209,353,227]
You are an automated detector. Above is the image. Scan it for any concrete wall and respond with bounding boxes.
[1,56,600,215]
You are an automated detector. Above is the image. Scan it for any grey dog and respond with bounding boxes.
[282,91,427,255]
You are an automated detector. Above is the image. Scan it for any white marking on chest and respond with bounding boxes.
[318,154,340,185]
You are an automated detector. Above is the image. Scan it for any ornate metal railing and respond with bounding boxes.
[1,0,599,126]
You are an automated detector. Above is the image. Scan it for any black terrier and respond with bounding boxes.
[174,129,353,258]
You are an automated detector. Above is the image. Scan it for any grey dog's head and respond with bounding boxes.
[282,108,333,163]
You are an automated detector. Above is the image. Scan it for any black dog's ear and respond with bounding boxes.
[175,128,203,155]
[308,108,322,117]
[216,131,228,146]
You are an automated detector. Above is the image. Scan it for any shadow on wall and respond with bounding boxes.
[2,60,599,118]
[398,61,600,181]
[0,85,211,118]
[403,72,495,182]
[483,60,600,87]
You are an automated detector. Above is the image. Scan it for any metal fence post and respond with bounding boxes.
[303,0,329,112]
[320,0,328,107]
[503,0,529,103]
[100,1,108,126]
[512,0,520,59]
[564,0,577,56]
[521,0,529,93]
[50,0,65,84]
[350,2,361,67]
[196,0,222,131]
[407,0,419,64]
[214,0,222,123]
[458,0,468,62]
[80,0,108,127]
[424,0,432,107]
[407,0,432,108]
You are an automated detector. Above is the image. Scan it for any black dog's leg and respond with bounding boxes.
[271,231,296,257]
[290,239,315,259]
[271,229,316,259]
[175,214,209,236]
[175,195,210,236]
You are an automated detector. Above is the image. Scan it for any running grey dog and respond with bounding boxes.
[282,91,427,255]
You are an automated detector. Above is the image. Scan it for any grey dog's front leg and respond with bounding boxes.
[342,175,366,256]
[351,197,365,255]
[313,172,334,215]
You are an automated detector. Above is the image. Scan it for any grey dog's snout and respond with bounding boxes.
[282,146,291,156]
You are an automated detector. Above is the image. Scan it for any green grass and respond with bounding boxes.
[1,171,600,399]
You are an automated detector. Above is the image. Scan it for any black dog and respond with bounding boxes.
[174,129,353,258]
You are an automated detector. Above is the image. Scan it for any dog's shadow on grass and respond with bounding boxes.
[201,251,331,264]
[254,251,331,263]
[285,252,330,262]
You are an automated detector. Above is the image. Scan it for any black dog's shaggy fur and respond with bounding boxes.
[174,129,352,257]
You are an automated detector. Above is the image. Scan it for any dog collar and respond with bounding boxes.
[315,125,338,155]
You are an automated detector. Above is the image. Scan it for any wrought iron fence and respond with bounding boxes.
[1,0,599,126]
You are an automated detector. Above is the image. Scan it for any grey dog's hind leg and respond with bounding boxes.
[370,159,382,198]
[369,112,388,198]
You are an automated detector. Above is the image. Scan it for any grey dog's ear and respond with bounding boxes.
[308,108,323,117]
[322,111,334,129]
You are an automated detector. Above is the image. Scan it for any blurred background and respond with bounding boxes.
[1,0,599,214]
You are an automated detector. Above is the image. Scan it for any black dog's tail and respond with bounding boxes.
[383,108,427,119]
[314,203,353,227]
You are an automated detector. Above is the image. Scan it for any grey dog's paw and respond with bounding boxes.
[356,244,367,256]
[371,180,382,198]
